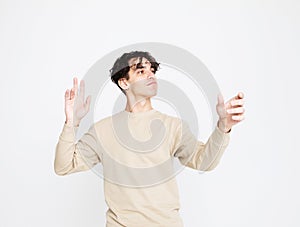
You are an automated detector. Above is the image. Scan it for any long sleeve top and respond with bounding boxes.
[54,109,230,227]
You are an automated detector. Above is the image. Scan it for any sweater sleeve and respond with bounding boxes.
[54,122,102,176]
[172,120,230,171]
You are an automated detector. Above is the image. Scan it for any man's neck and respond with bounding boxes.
[125,97,153,113]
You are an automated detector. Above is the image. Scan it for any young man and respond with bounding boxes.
[54,51,245,226]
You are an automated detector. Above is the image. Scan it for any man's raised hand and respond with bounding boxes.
[64,77,91,126]
[216,92,245,133]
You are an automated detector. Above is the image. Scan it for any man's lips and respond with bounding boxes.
[146,81,157,86]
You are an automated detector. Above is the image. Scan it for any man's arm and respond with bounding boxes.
[54,77,101,176]
[172,92,245,171]
[172,120,230,171]
[54,121,102,176]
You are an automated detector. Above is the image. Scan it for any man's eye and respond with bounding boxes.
[137,70,144,74]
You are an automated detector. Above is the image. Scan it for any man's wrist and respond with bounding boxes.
[217,119,231,133]
[65,119,80,127]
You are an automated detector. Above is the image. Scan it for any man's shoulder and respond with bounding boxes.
[93,115,113,128]
[92,110,126,128]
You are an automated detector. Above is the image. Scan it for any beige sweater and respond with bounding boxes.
[54,109,230,227]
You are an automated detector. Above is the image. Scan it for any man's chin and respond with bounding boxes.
[148,90,157,98]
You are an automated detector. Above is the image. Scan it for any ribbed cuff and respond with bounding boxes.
[211,126,230,146]
[59,122,79,142]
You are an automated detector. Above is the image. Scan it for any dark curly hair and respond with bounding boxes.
[109,51,160,94]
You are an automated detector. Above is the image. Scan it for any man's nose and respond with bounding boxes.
[145,68,155,79]
[137,63,155,78]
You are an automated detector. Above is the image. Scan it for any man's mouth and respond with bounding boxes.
[146,81,157,86]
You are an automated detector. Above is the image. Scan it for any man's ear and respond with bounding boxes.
[118,78,129,90]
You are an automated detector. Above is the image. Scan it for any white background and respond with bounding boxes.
[1,0,299,226]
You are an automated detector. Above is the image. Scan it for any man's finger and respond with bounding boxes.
[217,93,224,105]
[232,115,245,121]
[65,89,70,100]
[79,79,85,99]
[230,99,244,107]
[227,107,245,114]
[73,77,78,96]
[237,92,244,99]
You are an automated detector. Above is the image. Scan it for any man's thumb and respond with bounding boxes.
[85,95,91,111]
[217,93,224,105]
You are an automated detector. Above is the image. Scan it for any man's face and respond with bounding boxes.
[125,57,158,98]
